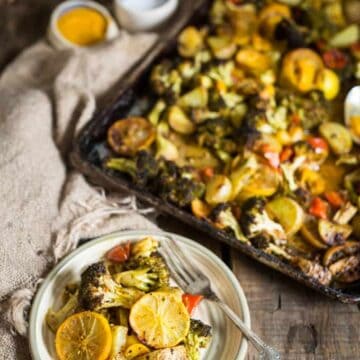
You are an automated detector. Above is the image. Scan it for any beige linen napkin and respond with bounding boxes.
[0,32,159,359]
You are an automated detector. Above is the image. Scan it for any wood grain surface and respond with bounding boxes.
[1,1,359,359]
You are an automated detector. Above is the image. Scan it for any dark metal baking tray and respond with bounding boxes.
[71,0,360,303]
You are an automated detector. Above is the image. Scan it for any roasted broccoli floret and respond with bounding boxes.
[154,161,205,207]
[131,237,159,258]
[184,319,212,360]
[210,204,249,243]
[148,99,166,126]
[106,151,159,187]
[150,60,182,102]
[124,253,170,291]
[240,197,286,245]
[46,289,79,332]
[240,109,273,147]
[114,268,160,292]
[79,262,144,311]
[280,155,306,192]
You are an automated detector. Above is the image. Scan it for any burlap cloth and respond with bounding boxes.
[0,26,165,359]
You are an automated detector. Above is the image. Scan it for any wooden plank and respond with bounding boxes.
[157,214,223,258]
[230,249,360,360]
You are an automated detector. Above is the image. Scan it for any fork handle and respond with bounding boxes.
[211,297,281,360]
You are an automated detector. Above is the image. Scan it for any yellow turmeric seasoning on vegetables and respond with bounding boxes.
[57,7,108,46]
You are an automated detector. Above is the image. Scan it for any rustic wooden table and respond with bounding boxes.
[1,1,359,359]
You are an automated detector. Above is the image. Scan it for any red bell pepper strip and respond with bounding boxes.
[280,147,294,163]
[307,137,329,153]
[106,242,131,263]
[309,197,328,219]
[322,50,348,70]
[182,294,204,315]
[324,191,345,209]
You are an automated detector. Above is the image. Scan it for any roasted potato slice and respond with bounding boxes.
[294,257,332,285]
[329,255,360,278]
[178,87,208,109]
[318,219,352,246]
[207,35,237,60]
[323,241,360,267]
[134,346,187,360]
[108,117,156,156]
[167,106,195,135]
[337,265,360,283]
[236,48,271,75]
[300,217,328,250]
[319,122,353,155]
[178,26,203,58]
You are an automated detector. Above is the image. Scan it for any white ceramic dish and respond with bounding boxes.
[29,230,250,360]
[114,0,178,32]
[48,0,119,50]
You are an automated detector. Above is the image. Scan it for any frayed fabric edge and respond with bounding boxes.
[3,279,43,337]
[4,190,154,337]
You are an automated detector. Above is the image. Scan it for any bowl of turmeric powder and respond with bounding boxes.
[48,0,119,49]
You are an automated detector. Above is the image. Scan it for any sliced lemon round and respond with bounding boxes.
[129,291,190,349]
[238,165,279,202]
[55,311,112,360]
[266,196,304,236]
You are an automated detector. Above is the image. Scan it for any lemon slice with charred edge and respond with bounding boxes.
[266,197,304,236]
[55,311,112,360]
[129,291,190,349]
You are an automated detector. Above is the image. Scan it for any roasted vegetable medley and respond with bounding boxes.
[105,0,360,286]
[47,237,211,360]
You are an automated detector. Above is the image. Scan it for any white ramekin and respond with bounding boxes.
[48,0,119,50]
[114,0,179,32]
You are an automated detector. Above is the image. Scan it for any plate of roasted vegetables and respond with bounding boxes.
[29,230,250,360]
[73,0,360,301]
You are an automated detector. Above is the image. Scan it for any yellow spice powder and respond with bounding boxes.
[57,7,108,46]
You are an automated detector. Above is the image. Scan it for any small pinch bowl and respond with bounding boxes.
[113,0,179,32]
[48,0,119,50]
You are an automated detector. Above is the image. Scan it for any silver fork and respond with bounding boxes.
[160,236,281,360]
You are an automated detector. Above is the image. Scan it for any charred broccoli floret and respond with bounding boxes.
[154,161,205,207]
[210,204,249,243]
[46,289,79,332]
[124,253,170,290]
[240,197,286,245]
[114,268,159,292]
[150,60,182,102]
[274,18,306,49]
[79,262,144,311]
[240,109,273,147]
[184,319,212,360]
[106,151,159,187]
[131,237,159,258]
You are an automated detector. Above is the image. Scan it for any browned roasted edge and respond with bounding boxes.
[70,0,360,304]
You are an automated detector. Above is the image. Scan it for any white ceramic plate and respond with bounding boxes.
[29,230,250,360]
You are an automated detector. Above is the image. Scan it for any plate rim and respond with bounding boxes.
[29,229,251,360]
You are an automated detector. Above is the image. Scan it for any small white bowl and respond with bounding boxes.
[48,0,119,50]
[114,0,178,32]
